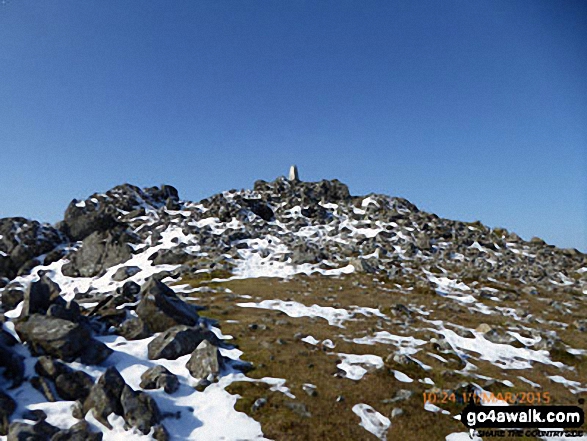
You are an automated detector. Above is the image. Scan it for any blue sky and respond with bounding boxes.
[1,1,585,250]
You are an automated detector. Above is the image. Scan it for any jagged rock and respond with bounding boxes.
[185,339,224,380]
[77,340,113,365]
[62,227,138,278]
[112,265,142,282]
[7,421,59,441]
[117,317,152,340]
[120,280,141,298]
[0,389,16,436]
[50,420,102,441]
[84,367,126,428]
[136,278,199,332]
[149,249,192,266]
[46,301,82,323]
[54,370,94,402]
[120,385,161,435]
[147,325,217,360]
[153,425,170,441]
[139,366,179,394]
[244,199,274,221]
[0,217,66,280]
[15,314,110,363]
[349,257,377,273]
[21,273,64,317]
[1,281,25,311]
[61,184,179,242]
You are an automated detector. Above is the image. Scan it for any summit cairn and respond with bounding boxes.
[288,165,299,181]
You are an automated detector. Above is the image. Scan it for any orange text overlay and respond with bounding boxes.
[423,391,552,405]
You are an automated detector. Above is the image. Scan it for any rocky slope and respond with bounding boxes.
[0,175,585,440]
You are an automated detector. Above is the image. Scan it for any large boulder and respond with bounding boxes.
[50,421,103,441]
[83,367,126,429]
[35,356,94,402]
[1,281,25,311]
[20,273,64,317]
[135,278,199,332]
[120,385,161,435]
[139,366,179,394]
[147,325,218,360]
[14,315,111,363]
[0,218,66,280]
[61,227,138,278]
[185,340,225,381]
[117,317,152,340]
[7,421,59,441]
[61,184,180,242]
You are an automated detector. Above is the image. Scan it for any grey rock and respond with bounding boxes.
[21,274,64,317]
[139,366,179,394]
[15,315,109,363]
[0,217,65,280]
[251,397,267,412]
[84,367,126,428]
[1,281,25,311]
[117,317,152,340]
[284,401,312,418]
[148,325,217,360]
[136,278,199,332]
[50,420,102,441]
[112,266,142,282]
[54,370,94,402]
[62,227,138,278]
[391,407,404,418]
[120,385,161,435]
[185,339,224,380]
[7,421,59,441]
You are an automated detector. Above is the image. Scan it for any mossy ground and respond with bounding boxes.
[176,273,587,440]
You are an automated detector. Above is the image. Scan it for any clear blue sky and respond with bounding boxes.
[1,1,585,250]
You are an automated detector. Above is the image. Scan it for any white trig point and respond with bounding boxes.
[288,165,299,181]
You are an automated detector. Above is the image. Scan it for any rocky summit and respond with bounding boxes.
[0,174,585,441]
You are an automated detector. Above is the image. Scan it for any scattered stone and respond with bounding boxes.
[120,385,161,435]
[140,366,179,394]
[391,407,404,418]
[7,421,59,441]
[147,325,216,360]
[136,278,200,332]
[251,397,267,412]
[284,401,312,418]
[112,265,142,282]
[1,282,25,311]
[51,420,103,441]
[21,273,64,317]
[185,340,224,380]
[117,317,152,340]
[302,383,318,397]
[84,367,126,429]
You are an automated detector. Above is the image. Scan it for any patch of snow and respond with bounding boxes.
[352,404,391,441]
[336,353,384,380]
